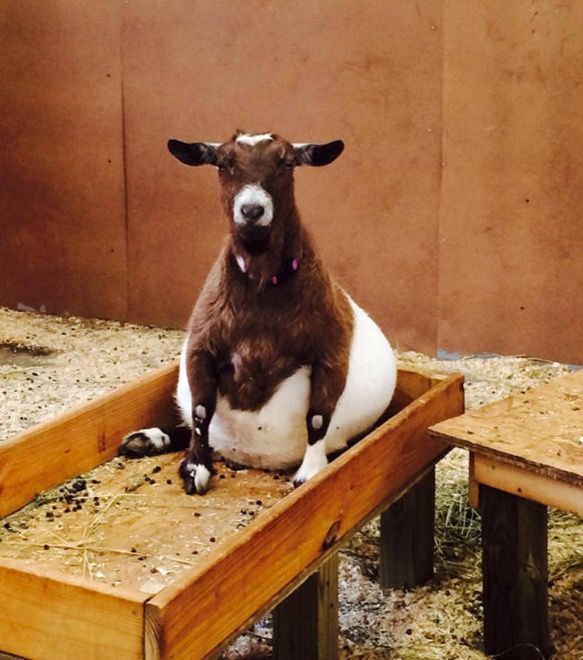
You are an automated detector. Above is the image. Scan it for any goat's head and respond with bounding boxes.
[167,131,344,250]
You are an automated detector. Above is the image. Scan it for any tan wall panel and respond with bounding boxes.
[4,3,580,362]
[122,0,443,352]
[0,2,127,319]
[439,2,583,363]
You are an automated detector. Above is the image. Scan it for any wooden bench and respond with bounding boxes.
[0,365,464,659]
[430,369,583,660]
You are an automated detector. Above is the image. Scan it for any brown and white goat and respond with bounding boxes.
[120,131,397,495]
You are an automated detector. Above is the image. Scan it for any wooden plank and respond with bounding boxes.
[0,556,147,659]
[379,467,435,589]
[0,458,293,597]
[145,373,464,659]
[272,553,339,660]
[389,369,434,412]
[480,485,553,659]
[473,454,583,516]
[0,364,178,518]
[429,370,583,485]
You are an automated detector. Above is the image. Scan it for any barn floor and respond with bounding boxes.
[0,306,581,659]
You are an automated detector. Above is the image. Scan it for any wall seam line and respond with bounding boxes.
[120,5,130,323]
[435,0,446,356]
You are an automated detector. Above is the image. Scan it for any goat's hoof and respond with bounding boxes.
[292,470,309,488]
[119,428,170,457]
[293,460,326,488]
[292,471,312,488]
[179,459,212,495]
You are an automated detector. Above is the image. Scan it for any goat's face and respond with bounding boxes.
[168,132,344,249]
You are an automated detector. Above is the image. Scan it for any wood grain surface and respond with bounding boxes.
[473,455,583,516]
[0,557,147,659]
[429,370,583,486]
[0,364,178,518]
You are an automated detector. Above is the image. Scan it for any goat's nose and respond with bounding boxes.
[241,204,265,222]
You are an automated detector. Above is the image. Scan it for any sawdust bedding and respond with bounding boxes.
[0,306,581,659]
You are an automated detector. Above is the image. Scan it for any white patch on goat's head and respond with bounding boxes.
[233,184,274,227]
[235,132,274,147]
[195,405,207,420]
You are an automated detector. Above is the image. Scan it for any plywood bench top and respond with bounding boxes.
[429,369,583,487]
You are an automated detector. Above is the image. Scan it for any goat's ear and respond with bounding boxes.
[293,140,344,167]
[167,140,220,166]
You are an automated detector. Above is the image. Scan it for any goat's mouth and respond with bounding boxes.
[236,224,271,251]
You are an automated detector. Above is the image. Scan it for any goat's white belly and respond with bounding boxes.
[175,297,396,470]
[210,367,311,469]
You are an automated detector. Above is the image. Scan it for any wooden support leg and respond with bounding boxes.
[380,468,435,589]
[272,553,339,660]
[480,485,553,659]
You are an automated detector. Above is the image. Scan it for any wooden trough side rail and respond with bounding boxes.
[144,373,464,659]
[0,364,179,519]
[0,556,148,659]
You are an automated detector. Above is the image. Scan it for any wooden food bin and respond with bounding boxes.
[0,364,463,659]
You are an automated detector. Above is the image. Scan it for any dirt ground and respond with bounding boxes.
[0,306,581,659]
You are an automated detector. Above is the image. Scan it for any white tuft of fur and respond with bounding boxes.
[192,464,211,494]
[233,184,274,228]
[236,133,273,146]
[176,339,193,426]
[120,427,170,457]
[235,254,248,273]
[136,428,170,449]
[311,414,323,430]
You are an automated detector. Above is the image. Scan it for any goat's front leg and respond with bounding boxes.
[178,349,217,495]
[293,357,347,487]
